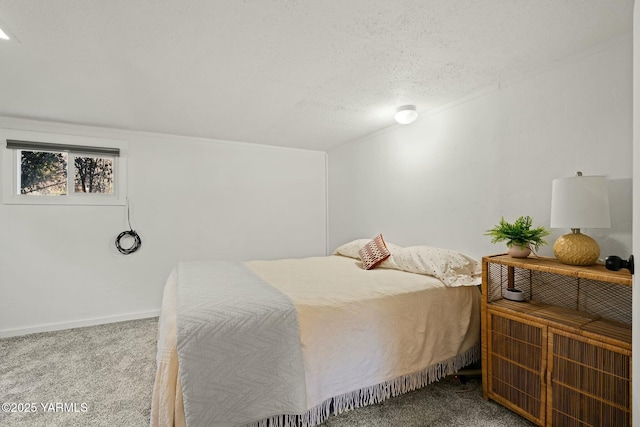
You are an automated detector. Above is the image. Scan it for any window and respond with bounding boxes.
[2,130,127,205]
[18,147,115,196]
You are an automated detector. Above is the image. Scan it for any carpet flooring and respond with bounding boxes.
[0,317,534,427]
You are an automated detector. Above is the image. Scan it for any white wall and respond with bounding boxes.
[328,36,633,261]
[0,118,327,337]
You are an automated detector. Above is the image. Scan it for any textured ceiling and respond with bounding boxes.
[0,0,634,151]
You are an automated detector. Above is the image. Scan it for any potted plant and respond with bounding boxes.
[485,215,550,258]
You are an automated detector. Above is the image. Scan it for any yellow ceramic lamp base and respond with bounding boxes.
[553,232,600,266]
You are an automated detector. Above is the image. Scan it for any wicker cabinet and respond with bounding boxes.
[481,255,632,426]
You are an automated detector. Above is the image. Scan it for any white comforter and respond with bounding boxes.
[175,261,307,427]
[150,255,480,427]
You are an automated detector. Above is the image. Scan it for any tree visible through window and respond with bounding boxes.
[4,135,126,206]
[74,157,114,194]
[20,151,67,195]
[20,150,114,196]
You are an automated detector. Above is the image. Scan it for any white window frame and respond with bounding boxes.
[2,129,128,206]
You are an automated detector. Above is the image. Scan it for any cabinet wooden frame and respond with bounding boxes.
[481,254,632,427]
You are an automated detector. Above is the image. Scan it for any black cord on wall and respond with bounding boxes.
[115,199,142,255]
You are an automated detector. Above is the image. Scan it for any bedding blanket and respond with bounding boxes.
[151,256,480,427]
[175,261,307,427]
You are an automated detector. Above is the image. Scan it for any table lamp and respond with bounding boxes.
[550,172,610,266]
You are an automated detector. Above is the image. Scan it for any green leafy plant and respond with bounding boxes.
[485,216,550,251]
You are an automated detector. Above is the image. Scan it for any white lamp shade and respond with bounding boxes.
[550,175,611,229]
[394,105,417,124]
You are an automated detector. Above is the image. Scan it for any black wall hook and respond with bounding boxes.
[605,255,634,275]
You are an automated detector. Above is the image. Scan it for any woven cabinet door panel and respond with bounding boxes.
[488,310,546,425]
[548,329,631,427]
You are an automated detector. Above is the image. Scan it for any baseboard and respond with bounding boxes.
[0,310,160,338]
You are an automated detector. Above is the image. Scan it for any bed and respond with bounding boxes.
[150,239,482,427]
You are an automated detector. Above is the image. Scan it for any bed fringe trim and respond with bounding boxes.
[247,345,480,427]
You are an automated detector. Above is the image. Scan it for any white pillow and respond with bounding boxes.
[334,239,372,259]
[334,240,480,286]
[392,246,481,287]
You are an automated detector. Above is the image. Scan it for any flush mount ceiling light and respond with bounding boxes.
[0,17,19,42]
[0,18,20,43]
[394,105,418,124]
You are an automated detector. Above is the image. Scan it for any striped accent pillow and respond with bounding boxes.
[358,234,391,270]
